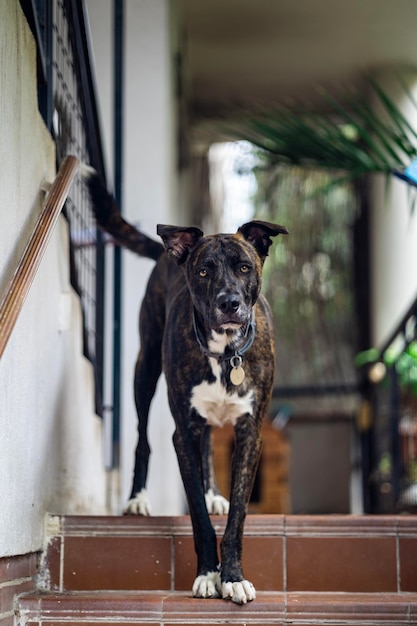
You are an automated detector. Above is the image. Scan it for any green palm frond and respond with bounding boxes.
[227,76,417,192]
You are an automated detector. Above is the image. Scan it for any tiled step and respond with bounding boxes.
[40,514,417,594]
[16,515,417,626]
[15,589,417,625]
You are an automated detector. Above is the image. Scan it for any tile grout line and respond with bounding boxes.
[395,517,401,593]
[0,575,35,589]
[283,514,287,614]
[170,534,175,592]
[59,528,65,593]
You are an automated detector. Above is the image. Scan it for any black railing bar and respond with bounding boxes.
[20,0,47,82]
[111,0,125,465]
[69,222,144,248]
[377,293,417,361]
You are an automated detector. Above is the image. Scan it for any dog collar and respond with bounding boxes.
[192,308,256,386]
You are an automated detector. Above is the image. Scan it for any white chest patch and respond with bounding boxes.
[190,357,254,427]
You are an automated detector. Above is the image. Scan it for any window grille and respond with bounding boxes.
[22,0,107,415]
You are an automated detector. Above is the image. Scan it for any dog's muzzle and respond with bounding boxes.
[218,292,240,315]
[214,292,249,329]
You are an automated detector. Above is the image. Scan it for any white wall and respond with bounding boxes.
[86,0,185,514]
[0,0,108,557]
[370,70,417,347]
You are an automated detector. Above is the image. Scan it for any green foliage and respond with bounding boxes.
[393,341,417,393]
[224,76,417,388]
[251,162,358,388]
[227,76,417,200]
[361,339,417,394]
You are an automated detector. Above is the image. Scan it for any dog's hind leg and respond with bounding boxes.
[122,353,159,515]
[123,351,160,515]
[123,265,166,516]
[123,336,162,515]
[201,427,230,515]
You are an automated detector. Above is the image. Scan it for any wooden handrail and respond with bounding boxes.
[0,155,79,359]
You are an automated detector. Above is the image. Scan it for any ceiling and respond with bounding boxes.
[181,0,417,144]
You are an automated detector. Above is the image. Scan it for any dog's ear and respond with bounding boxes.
[157,224,204,264]
[237,220,288,261]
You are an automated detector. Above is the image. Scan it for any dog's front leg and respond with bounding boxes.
[220,415,262,604]
[173,426,221,598]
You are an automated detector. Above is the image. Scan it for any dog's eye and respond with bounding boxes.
[198,268,208,278]
[240,264,251,274]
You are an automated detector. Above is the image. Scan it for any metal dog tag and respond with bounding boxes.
[230,366,245,386]
[230,355,245,386]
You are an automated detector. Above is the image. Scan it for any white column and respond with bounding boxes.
[87,0,184,514]
[369,69,417,347]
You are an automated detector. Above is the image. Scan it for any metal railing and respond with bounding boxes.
[367,295,417,513]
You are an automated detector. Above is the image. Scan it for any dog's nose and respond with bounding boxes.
[217,293,240,314]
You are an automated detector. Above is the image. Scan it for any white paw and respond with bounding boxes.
[192,571,221,598]
[123,489,151,515]
[222,580,256,604]
[205,489,230,515]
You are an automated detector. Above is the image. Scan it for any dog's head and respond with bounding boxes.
[157,220,288,333]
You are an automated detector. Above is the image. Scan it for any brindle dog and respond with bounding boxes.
[84,167,287,604]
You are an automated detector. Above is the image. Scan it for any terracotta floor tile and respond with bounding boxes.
[62,515,191,537]
[63,537,172,590]
[285,514,398,537]
[399,537,417,591]
[173,536,196,590]
[241,537,283,590]
[36,591,165,620]
[397,515,417,535]
[286,537,397,592]
[162,591,285,622]
[244,514,285,535]
[18,590,287,624]
[17,590,417,625]
[410,597,417,622]
[174,535,283,591]
[286,592,412,624]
